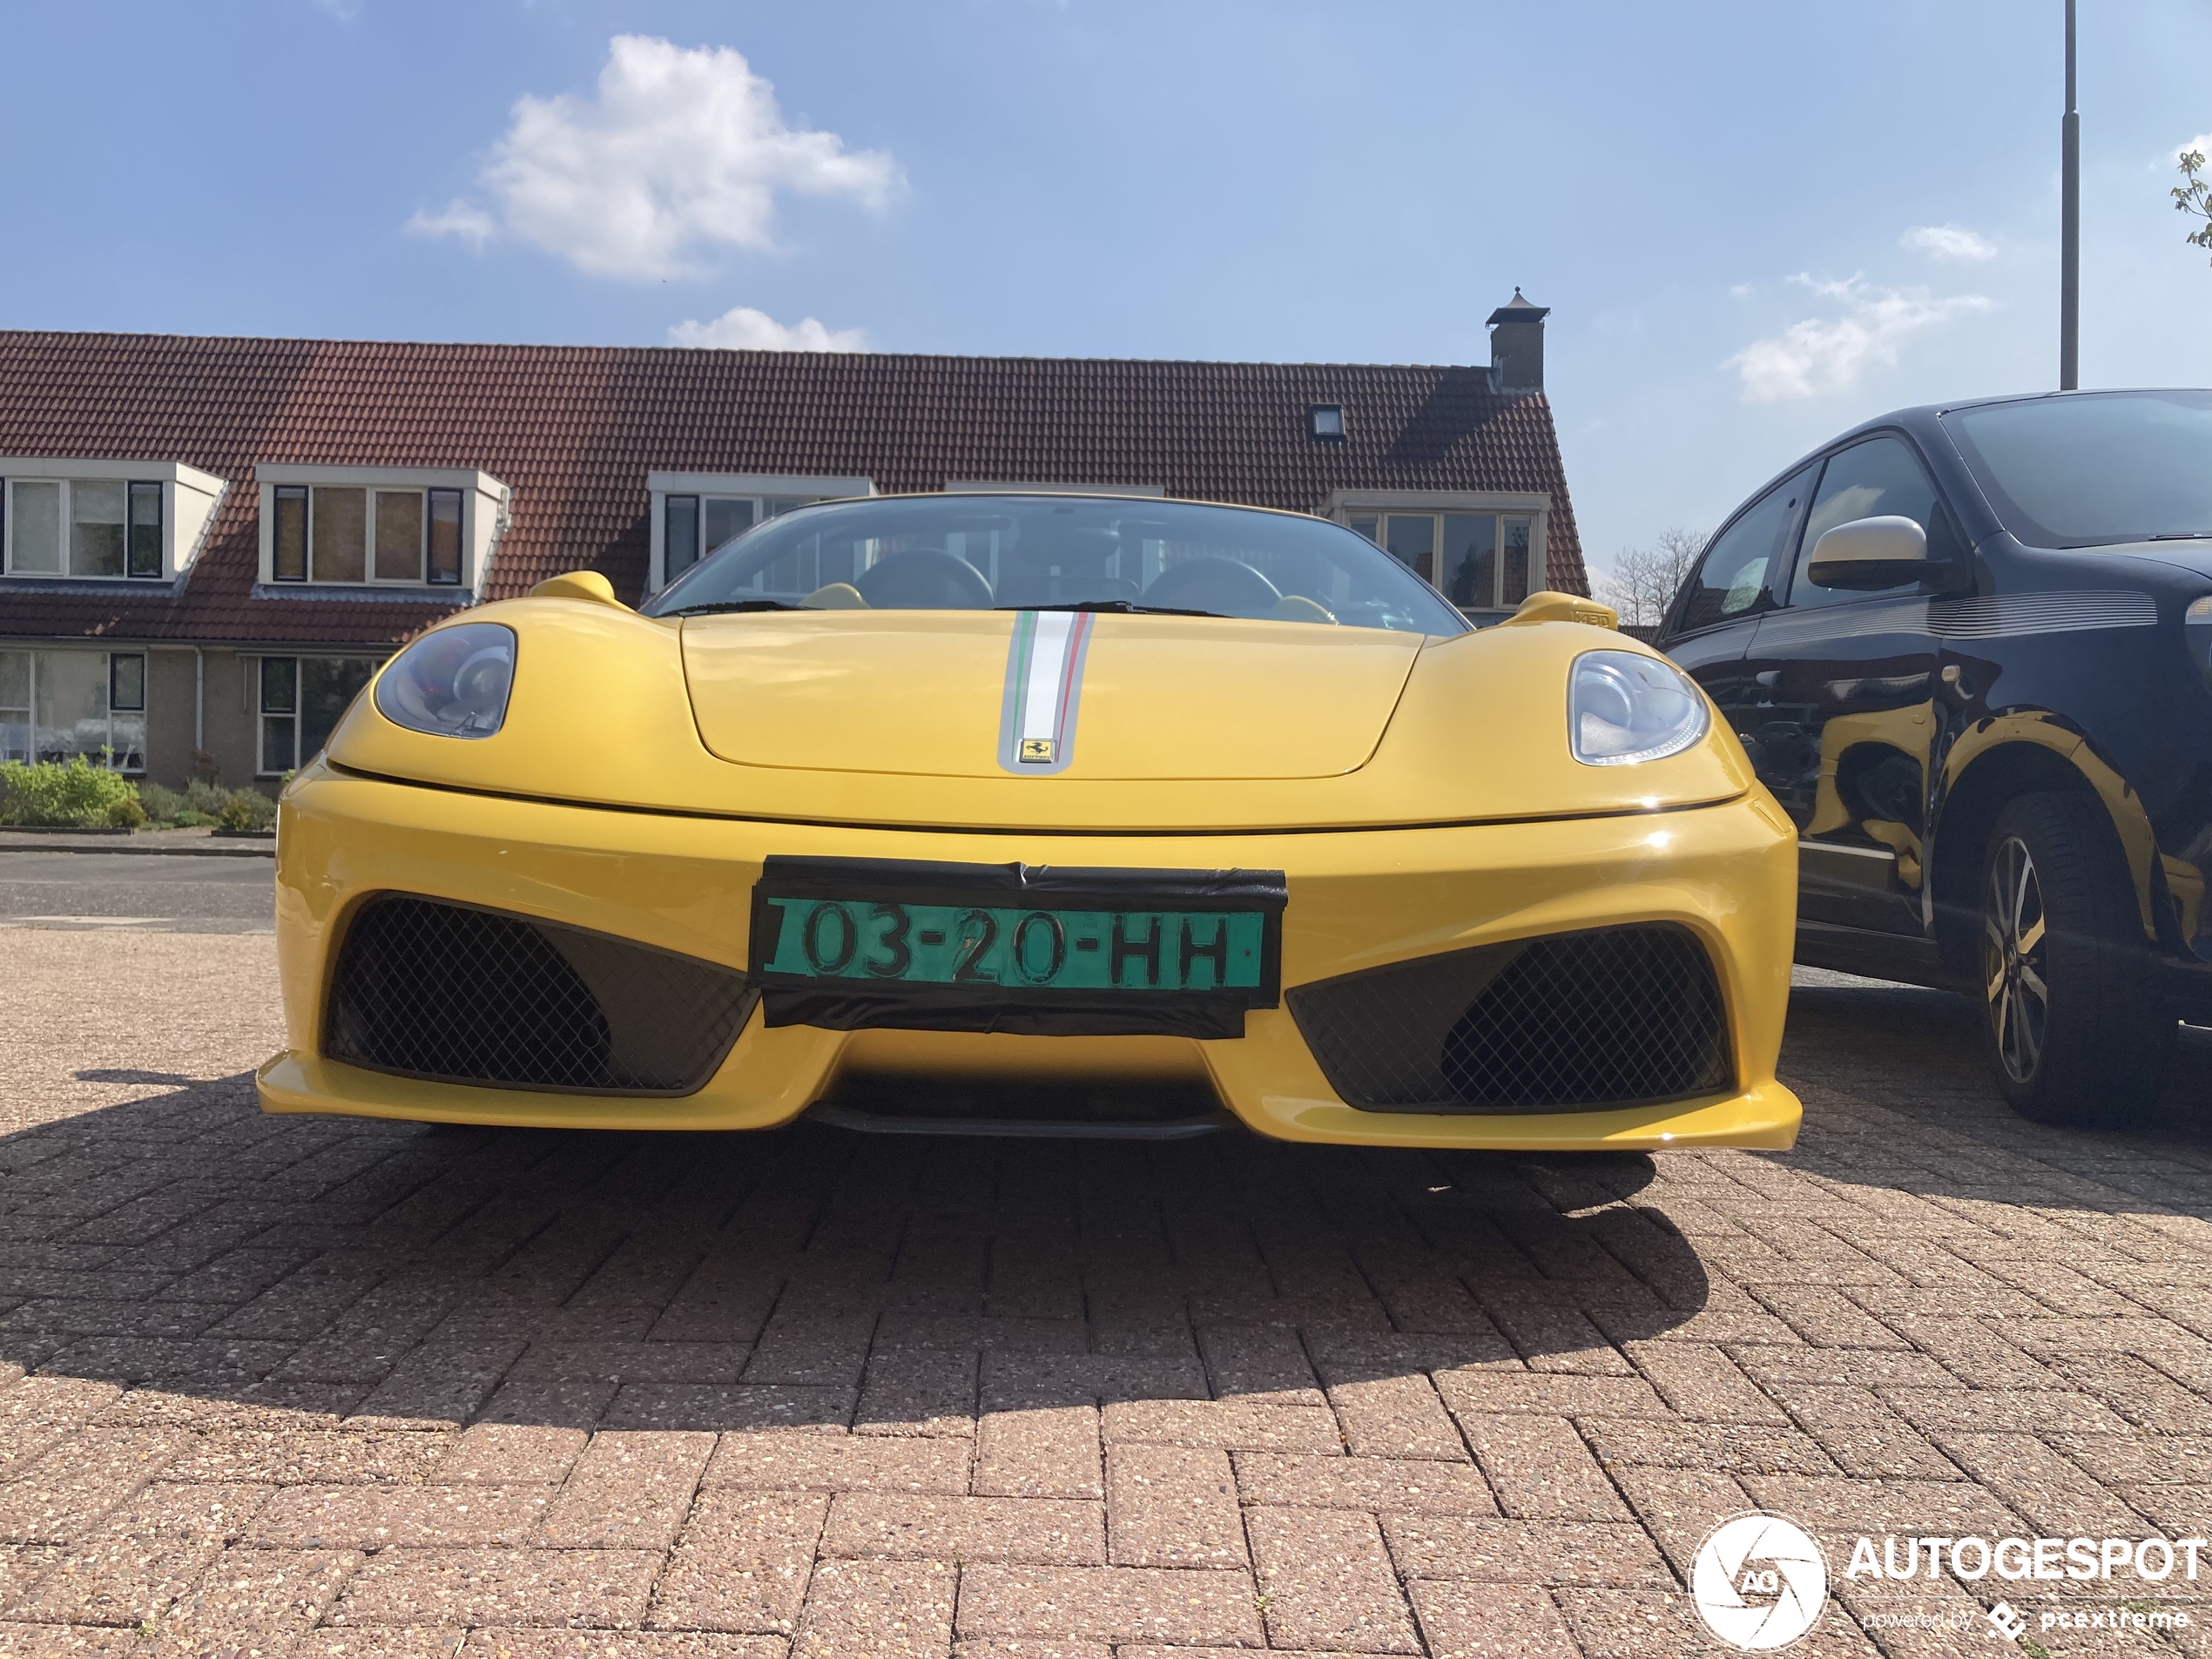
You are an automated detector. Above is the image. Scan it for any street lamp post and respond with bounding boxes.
[2060,0,2080,391]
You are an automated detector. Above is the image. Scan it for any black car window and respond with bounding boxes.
[1675,469,1810,633]
[1788,435,1961,610]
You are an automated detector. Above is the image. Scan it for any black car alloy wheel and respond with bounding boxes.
[1977,792,2170,1124]
[1982,833,2048,1087]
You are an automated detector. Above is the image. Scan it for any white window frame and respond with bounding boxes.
[0,461,226,583]
[253,653,381,777]
[647,472,875,591]
[1322,489,1551,616]
[0,648,148,772]
[255,465,509,597]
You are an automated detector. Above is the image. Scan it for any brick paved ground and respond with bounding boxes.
[3,933,2211,1657]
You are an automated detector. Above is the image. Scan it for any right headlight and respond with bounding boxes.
[374,623,516,739]
[1568,649,1710,765]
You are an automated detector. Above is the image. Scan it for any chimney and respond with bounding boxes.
[1487,287,1549,393]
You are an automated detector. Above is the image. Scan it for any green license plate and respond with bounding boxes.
[747,858,1286,1036]
[758,896,1267,992]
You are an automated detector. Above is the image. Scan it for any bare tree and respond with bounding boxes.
[1602,528,1706,629]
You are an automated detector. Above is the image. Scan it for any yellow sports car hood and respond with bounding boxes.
[326,597,1759,833]
[681,610,1420,780]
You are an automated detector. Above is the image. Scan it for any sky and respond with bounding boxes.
[3,0,2211,583]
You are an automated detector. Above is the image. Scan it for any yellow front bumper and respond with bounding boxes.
[260,768,1803,1151]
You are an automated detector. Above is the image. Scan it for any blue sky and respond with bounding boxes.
[4,1,2211,581]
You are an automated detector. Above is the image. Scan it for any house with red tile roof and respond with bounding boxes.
[0,298,1582,789]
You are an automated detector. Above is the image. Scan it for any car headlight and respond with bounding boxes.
[374,623,516,738]
[1568,649,1710,765]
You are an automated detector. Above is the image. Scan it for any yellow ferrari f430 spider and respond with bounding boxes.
[260,492,1801,1151]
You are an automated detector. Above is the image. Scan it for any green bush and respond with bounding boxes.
[0,756,141,828]
[132,778,274,831]
[105,795,148,830]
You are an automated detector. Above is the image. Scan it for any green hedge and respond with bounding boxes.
[0,757,141,828]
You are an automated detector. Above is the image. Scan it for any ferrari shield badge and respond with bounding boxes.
[1018,738,1057,765]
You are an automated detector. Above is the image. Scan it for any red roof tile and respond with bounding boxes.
[0,332,1585,646]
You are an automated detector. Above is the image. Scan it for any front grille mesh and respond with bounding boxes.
[1287,925,1731,1113]
[326,894,753,1096]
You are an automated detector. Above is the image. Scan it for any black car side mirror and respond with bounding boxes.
[1805,516,1932,591]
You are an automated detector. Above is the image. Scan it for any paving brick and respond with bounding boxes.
[1581,1416,1838,1476]
[166,1427,452,1486]
[647,1489,827,1634]
[704,1432,970,1494]
[542,1430,715,1550]
[1232,1451,1500,1515]
[976,1355,1209,1412]
[431,1423,590,1486]
[1460,1414,1628,1521]
[1624,1340,1791,1426]
[953,1565,1262,1646]
[1380,1516,1672,1588]
[1247,1504,1420,1653]
[464,1634,787,1658]
[973,1408,1101,1501]
[606,1384,853,1434]
[244,1483,555,1548]
[794,1557,957,1659]
[330,1545,662,1627]
[1608,1466,1750,1579]
[1326,1373,1470,1460]
[4,1479,268,1627]
[165,1543,361,1650]
[1433,1372,1669,1420]
[857,1349,978,1437]
[1197,1323,1325,1405]
[825,1493,1103,1564]
[1102,1399,1340,1452]
[1930,1431,2148,1534]
[0,1426,185,1544]
[1879,1386,2132,1437]
[1406,1581,1577,1659]
[1104,1444,1243,1568]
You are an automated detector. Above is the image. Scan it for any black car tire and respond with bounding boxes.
[1980,792,2174,1125]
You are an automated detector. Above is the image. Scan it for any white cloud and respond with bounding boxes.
[405,199,496,251]
[1728,283,1753,299]
[1728,274,1993,403]
[1901,224,1996,262]
[668,306,867,352]
[411,36,902,280]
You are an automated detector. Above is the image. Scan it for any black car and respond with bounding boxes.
[1655,388,2212,1124]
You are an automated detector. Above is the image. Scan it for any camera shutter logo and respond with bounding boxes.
[1691,1512,1829,1651]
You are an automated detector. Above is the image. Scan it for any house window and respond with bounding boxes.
[270,486,464,585]
[664,493,812,583]
[258,656,376,774]
[0,649,147,769]
[3,479,165,579]
[1347,510,1536,611]
[1309,405,1346,442]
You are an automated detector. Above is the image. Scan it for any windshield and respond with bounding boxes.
[641,494,1469,635]
[1944,391,2212,548]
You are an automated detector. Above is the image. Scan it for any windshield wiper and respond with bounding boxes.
[663,598,808,616]
[2150,532,2212,541]
[994,599,1223,619]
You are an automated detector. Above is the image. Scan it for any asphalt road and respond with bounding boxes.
[0,849,275,932]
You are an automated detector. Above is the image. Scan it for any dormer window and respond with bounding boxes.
[1309,405,1346,442]
[0,461,224,582]
[647,472,875,590]
[271,485,464,585]
[255,466,507,596]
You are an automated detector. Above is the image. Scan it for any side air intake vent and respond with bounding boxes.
[326,894,754,1096]
[1287,925,1730,1114]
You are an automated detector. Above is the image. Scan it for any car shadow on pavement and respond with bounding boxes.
[0,1074,1719,1438]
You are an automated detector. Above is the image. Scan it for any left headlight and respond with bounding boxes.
[374,623,516,739]
[1568,649,1710,765]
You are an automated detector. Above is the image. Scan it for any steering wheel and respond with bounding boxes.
[1140,556,1281,614]
[854,549,995,609]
